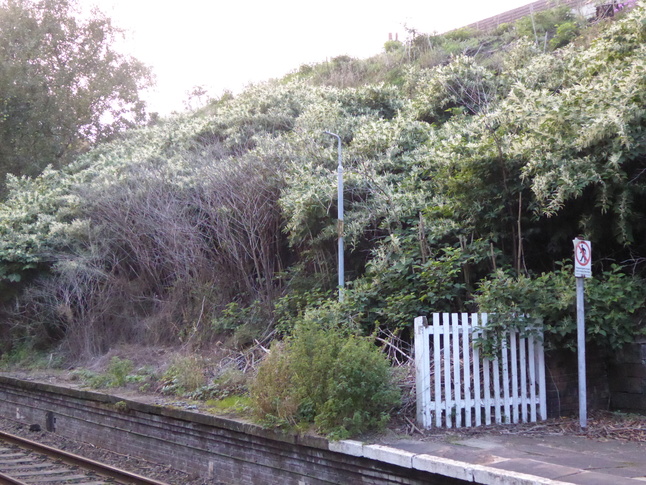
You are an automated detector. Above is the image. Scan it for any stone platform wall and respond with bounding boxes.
[609,339,646,412]
[545,346,610,418]
[0,376,470,485]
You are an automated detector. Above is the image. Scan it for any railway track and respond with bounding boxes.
[0,430,172,485]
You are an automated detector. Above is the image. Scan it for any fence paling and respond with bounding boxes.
[529,341,537,422]
[502,338,511,423]
[452,313,461,428]
[510,335,519,424]
[414,315,431,426]
[461,313,472,427]
[433,314,442,427]
[442,313,452,427]
[520,336,528,422]
[414,313,547,429]
[538,339,547,421]
[482,313,492,426]
[472,314,482,427]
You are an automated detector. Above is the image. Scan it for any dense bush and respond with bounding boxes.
[475,264,646,355]
[250,320,400,438]
[515,5,579,48]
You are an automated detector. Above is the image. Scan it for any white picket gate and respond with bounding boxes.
[414,313,547,429]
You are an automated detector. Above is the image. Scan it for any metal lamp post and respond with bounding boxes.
[324,131,344,301]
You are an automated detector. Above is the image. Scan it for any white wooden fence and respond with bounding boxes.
[414,313,547,429]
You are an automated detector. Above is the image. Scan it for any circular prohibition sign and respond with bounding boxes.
[575,240,591,266]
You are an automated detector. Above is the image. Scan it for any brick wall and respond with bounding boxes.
[0,376,468,485]
[608,339,646,412]
[545,341,646,417]
[544,345,609,418]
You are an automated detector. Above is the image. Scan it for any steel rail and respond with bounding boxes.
[0,429,172,485]
[0,469,28,485]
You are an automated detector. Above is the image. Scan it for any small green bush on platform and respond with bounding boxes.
[250,321,400,439]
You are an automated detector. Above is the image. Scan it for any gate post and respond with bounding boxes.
[414,316,431,427]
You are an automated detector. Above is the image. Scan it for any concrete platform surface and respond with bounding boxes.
[378,433,646,484]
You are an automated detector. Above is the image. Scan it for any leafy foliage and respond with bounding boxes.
[0,0,153,180]
[515,5,580,48]
[73,357,135,388]
[250,321,400,438]
[475,264,646,354]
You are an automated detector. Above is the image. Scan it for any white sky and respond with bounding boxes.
[89,1,534,115]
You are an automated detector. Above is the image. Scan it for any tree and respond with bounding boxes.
[0,0,153,180]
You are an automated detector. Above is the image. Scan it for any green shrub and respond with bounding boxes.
[475,263,646,354]
[104,357,134,387]
[250,321,400,438]
[73,357,134,388]
[515,6,573,42]
[0,344,63,370]
[493,22,513,36]
[211,300,274,348]
[443,27,477,42]
[384,40,403,53]
[314,337,401,439]
[550,21,580,49]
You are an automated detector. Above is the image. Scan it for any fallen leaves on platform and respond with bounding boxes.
[392,410,646,443]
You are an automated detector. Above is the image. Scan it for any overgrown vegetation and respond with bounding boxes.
[250,321,400,438]
[475,264,646,356]
[0,1,645,437]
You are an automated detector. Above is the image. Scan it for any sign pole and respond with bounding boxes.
[323,131,344,302]
[576,276,587,429]
[573,238,591,429]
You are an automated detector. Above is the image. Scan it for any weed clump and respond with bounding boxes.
[74,357,134,388]
[160,355,207,395]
